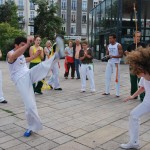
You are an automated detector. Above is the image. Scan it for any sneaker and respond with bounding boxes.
[35,91,43,94]
[80,89,86,93]
[102,93,110,95]
[24,129,32,137]
[0,100,7,104]
[54,88,62,90]
[120,142,140,149]
[91,90,96,93]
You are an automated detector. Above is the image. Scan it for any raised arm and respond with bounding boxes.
[7,37,33,63]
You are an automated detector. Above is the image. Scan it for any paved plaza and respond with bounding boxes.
[0,60,150,150]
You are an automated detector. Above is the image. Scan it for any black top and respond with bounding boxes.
[79,49,93,64]
[127,42,146,52]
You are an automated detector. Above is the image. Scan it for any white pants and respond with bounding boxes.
[48,63,60,89]
[15,56,55,131]
[105,62,120,96]
[80,64,95,91]
[129,100,150,144]
[0,70,5,102]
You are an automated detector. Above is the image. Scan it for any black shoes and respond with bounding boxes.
[54,88,62,90]
[0,100,7,104]
[34,90,43,94]
[102,93,110,95]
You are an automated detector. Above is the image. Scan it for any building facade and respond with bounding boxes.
[89,0,150,60]
[0,0,102,38]
[57,0,103,40]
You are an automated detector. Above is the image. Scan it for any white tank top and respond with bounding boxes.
[7,50,29,84]
[108,42,120,63]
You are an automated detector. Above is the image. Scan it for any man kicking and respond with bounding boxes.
[7,36,58,137]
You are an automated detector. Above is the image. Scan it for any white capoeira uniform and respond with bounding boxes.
[80,49,95,92]
[48,62,60,89]
[128,77,150,145]
[7,50,56,132]
[105,42,120,96]
[80,63,95,92]
[0,70,5,102]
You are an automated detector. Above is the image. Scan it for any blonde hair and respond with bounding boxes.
[46,40,52,47]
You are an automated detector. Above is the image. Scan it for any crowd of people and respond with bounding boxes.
[0,31,150,149]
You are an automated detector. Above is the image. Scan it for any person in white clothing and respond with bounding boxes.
[7,36,57,137]
[0,50,7,104]
[48,42,62,90]
[120,47,150,149]
[79,40,95,92]
[102,33,123,97]
[44,40,52,61]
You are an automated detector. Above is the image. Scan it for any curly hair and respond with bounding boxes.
[126,47,150,75]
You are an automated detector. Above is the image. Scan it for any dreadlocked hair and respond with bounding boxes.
[126,47,150,75]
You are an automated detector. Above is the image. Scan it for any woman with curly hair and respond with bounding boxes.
[121,47,150,149]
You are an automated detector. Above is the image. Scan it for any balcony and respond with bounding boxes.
[29,18,34,26]
[61,6,67,10]
[71,20,76,23]
[82,8,87,11]
[30,5,35,10]
[71,7,77,11]
[30,32,34,35]
[62,19,67,23]
[82,20,87,24]
[18,5,24,10]
[18,18,25,24]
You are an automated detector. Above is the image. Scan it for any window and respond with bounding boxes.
[18,0,24,9]
[71,12,76,23]
[18,0,23,6]
[30,2,35,10]
[18,11,23,17]
[82,25,87,35]
[29,11,34,22]
[94,2,98,7]
[49,0,54,5]
[82,13,87,23]
[30,11,35,18]
[62,26,66,31]
[61,11,67,22]
[82,0,87,11]
[61,0,67,9]
[0,0,4,5]
[30,26,34,35]
[71,0,77,10]
[71,26,76,34]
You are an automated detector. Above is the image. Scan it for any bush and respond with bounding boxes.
[0,23,25,60]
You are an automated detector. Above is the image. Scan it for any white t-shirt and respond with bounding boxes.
[65,47,73,57]
[7,50,29,84]
[108,42,120,64]
[44,47,51,60]
[139,77,150,103]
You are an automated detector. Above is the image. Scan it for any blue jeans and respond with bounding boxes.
[75,59,81,78]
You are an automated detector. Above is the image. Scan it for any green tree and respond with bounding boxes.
[0,1,19,29]
[31,0,65,40]
[0,23,25,60]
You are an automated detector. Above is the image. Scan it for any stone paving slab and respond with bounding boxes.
[0,60,150,150]
[75,125,126,148]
